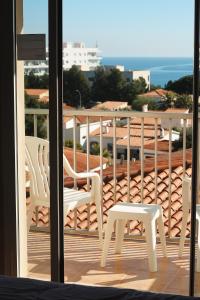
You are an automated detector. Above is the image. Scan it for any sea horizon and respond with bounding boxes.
[101,57,193,87]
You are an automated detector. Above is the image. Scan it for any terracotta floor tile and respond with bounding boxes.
[28,232,191,296]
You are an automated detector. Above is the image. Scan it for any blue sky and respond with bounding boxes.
[24,0,194,57]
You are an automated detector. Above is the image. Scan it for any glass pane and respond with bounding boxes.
[23,0,50,281]
[61,0,193,295]
[22,0,196,296]
[194,75,200,296]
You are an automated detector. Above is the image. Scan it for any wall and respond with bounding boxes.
[16,0,27,276]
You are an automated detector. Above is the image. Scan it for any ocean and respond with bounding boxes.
[101,57,193,87]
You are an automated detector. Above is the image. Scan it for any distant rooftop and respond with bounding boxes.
[92,101,128,111]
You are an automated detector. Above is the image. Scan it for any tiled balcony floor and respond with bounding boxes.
[28,231,193,296]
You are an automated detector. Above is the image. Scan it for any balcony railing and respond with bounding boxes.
[25,108,193,240]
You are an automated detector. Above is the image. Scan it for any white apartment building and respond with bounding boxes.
[24,42,102,75]
[62,42,101,71]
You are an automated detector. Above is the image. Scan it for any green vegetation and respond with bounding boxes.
[132,97,161,111]
[150,84,162,90]
[161,93,192,111]
[25,66,147,108]
[174,94,192,110]
[64,139,82,151]
[25,93,48,138]
[63,66,90,107]
[91,67,146,105]
[132,92,192,112]
[25,72,49,89]
[173,127,192,150]
[25,69,193,111]
[165,75,193,94]
[90,142,111,158]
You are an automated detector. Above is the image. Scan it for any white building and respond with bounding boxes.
[83,67,151,90]
[24,42,102,75]
[63,115,112,148]
[123,70,150,90]
[161,108,191,129]
[62,42,101,71]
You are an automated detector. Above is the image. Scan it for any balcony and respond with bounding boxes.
[25,108,196,295]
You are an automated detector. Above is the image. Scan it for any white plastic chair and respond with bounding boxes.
[179,176,200,271]
[101,202,167,272]
[25,136,103,246]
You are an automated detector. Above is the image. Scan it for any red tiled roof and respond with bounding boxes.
[63,147,108,173]
[25,89,48,96]
[165,108,189,113]
[29,149,192,238]
[131,116,161,126]
[144,140,170,152]
[90,125,164,139]
[63,114,112,125]
[92,101,128,110]
[63,104,74,110]
[138,89,174,99]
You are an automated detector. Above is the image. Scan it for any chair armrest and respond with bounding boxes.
[76,172,100,179]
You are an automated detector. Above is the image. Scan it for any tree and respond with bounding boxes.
[132,77,147,95]
[161,93,177,110]
[25,93,48,138]
[63,66,90,107]
[90,141,111,159]
[25,72,49,89]
[150,84,162,90]
[91,67,126,102]
[132,97,161,111]
[174,94,192,111]
[123,78,146,105]
[91,68,147,104]
[165,75,193,94]
[173,127,192,150]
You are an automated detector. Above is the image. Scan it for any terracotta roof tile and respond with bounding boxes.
[92,101,128,110]
[165,108,189,113]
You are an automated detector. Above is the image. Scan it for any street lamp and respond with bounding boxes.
[75,89,82,108]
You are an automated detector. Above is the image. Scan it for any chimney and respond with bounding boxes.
[142,104,148,112]
[120,154,125,165]
[102,126,109,134]
[160,127,165,138]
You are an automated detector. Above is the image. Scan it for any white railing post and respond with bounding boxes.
[73,116,78,229]
[33,114,37,137]
[168,119,172,237]
[47,114,49,140]
[113,117,117,203]
[182,118,187,177]
[141,118,144,204]
[100,117,103,202]
[154,118,158,203]
[86,116,90,230]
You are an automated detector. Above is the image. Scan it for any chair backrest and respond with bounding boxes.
[182,176,191,212]
[25,136,50,205]
[25,136,78,206]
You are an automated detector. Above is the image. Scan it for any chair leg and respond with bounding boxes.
[27,201,35,233]
[196,220,200,272]
[115,219,126,254]
[96,198,103,248]
[101,215,115,267]
[157,213,167,257]
[179,211,189,257]
[144,218,157,272]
